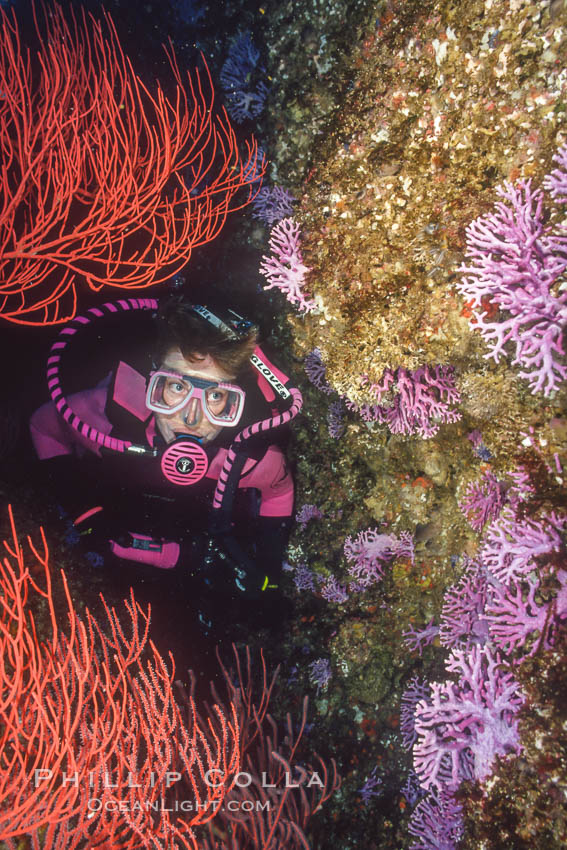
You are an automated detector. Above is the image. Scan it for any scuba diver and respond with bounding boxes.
[29,296,301,629]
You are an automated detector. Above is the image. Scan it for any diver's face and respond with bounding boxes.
[153,348,235,445]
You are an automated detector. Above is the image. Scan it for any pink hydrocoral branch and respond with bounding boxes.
[344,528,414,587]
[487,571,567,659]
[439,561,490,648]
[458,172,567,396]
[486,580,551,657]
[348,365,461,439]
[480,509,566,584]
[403,619,440,656]
[506,466,536,511]
[401,677,431,750]
[459,470,507,532]
[543,143,567,202]
[259,217,317,312]
[413,645,524,790]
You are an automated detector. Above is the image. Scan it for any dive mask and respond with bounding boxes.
[146,371,246,427]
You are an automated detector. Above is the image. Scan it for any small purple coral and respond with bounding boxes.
[319,574,349,603]
[304,348,334,394]
[403,619,440,656]
[259,218,316,312]
[358,766,383,805]
[252,186,296,226]
[344,528,414,587]
[327,399,346,439]
[401,676,430,750]
[459,470,507,532]
[308,657,332,691]
[408,789,464,850]
[220,33,269,123]
[295,504,324,529]
[292,562,317,593]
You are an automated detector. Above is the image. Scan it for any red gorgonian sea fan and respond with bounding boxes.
[0,506,241,849]
[0,509,339,849]
[0,2,264,326]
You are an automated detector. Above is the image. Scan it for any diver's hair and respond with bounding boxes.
[154,296,258,378]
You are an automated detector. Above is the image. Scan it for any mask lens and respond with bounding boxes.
[147,372,245,425]
[204,386,243,424]
[148,373,193,413]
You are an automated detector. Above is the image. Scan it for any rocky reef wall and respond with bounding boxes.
[254,0,567,847]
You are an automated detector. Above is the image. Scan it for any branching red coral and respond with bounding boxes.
[0,3,263,326]
[0,506,240,848]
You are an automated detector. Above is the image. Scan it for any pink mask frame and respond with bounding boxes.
[145,370,246,427]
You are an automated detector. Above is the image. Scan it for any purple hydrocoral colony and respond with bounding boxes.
[487,571,567,659]
[252,186,296,226]
[327,399,346,439]
[318,574,349,603]
[358,767,383,805]
[543,143,567,203]
[259,218,316,312]
[401,771,426,807]
[439,560,490,648]
[347,365,461,438]
[459,470,507,531]
[296,503,324,528]
[344,528,414,587]
[304,348,334,394]
[292,562,317,593]
[220,33,269,123]
[413,644,524,790]
[486,579,552,657]
[403,619,440,656]
[458,157,567,396]
[308,657,332,691]
[408,789,464,850]
[401,676,430,750]
[480,509,566,584]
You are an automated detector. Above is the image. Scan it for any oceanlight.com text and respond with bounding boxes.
[86,798,271,814]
